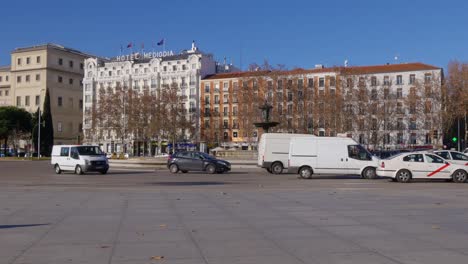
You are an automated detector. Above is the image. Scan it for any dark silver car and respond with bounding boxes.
[167,151,231,174]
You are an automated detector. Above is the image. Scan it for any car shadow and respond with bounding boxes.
[148,181,232,186]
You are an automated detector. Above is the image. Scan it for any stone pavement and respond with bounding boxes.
[2,185,468,264]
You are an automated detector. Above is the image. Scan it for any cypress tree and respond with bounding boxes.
[42,89,54,156]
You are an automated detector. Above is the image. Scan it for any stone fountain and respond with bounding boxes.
[254,101,279,133]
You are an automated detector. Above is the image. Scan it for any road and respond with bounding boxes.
[1,160,468,264]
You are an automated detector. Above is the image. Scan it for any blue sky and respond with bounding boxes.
[1,0,467,70]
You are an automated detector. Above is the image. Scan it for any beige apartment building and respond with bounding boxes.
[0,44,92,145]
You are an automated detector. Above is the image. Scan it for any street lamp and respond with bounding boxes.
[37,89,45,159]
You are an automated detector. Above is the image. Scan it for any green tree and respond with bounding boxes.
[42,89,54,155]
[0,106,32,153]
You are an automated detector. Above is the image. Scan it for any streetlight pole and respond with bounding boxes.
[37,89,45,159]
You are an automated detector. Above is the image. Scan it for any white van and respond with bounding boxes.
[258,133,315,174]
[51,145,109,174]
[288,137,378,179]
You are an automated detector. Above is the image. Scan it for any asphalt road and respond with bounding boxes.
[1,160,468,264]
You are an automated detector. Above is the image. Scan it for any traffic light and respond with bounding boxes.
[452,136,458,143]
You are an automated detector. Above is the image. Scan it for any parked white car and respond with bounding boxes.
[377,152,468,183]
[433,150,468,166]
[51,145,109,174]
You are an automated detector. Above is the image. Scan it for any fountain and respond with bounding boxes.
[254,101,280,133]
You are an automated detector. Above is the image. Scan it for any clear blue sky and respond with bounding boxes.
[1,0,467,70]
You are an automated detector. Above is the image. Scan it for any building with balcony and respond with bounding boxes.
[82,41,238,155]
[200,63,443,150]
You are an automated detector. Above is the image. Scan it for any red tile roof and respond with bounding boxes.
[202,62,440,80]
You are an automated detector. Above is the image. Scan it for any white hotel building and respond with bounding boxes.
[82,42,237,154]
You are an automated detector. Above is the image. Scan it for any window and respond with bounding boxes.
[58,96,63,107]
[69,61,73,68]
[348,145,372,160]
[346,78,352,88]
[409,74,415,84]
[396,75,402,85]
[35,95,40,106]
[5,75,8,82]
[36,56,41,63]
[26,57,30,64]
[172,65,177,71]
[57,122,63,132]
[424,74,431,84]
[451,152,468,161]
[0,91,2,96]
[5,90,8,96]
[308,78,314,87]
[397,88,402,98]
[36,74,40,81]
[0,76,2,82]
[58,58,63,65]
[17,76,22,83]
[319,78,324,87]
[17,58,22,65]
[383,76,390,85]
[435,151,450,160]
[403,154,424,162]
[371,77,377,86]
[204,84,210,93]
[329,77,336,87]
[233,131,238,138]
[60,147,69,157]
[16,96,21,106]
[425,154,444,164]
[25,96,30,106]
[371,89,377,100]
[58,76,63,83]
[298,79,304,88]
[80,63,84,70]
[69,78,73,85]
[26,75,30,82]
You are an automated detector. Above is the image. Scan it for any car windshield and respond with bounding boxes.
[76,146,103,156]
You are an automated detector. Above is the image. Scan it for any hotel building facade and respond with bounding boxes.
[0,44,92,147]
[82,42,238,155]
[200,63,443,150]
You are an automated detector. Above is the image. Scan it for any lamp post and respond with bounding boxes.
[37,89,45,159]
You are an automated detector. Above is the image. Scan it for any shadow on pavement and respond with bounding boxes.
[148,181,232,186]
[0,223,50,229]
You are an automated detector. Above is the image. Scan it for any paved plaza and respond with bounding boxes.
[1,160,468,264]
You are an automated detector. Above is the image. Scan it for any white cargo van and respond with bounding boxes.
[288,137,378,179]
[258,133,315,174]
[51,145,109,174]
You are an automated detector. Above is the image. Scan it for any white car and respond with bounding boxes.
[377,151,468,183]
[433,150,468,166]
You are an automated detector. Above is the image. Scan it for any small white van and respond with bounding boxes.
[258,133,315,174]
[51,145,109,174]
[288,137,378,179]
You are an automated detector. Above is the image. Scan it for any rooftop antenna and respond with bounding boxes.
[344,59,348,67]
[394,54,399,64]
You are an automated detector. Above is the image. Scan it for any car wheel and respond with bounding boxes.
[452,170,468,183]
[362,167,377,179]
[206,164,216,174]
[396,169,411,183]
[299,166,313,179]
[75,165,83,175]
[271,162,283,175]
[54,164,62,174]
[169,164,179,173]
[181,170,188,173]
[100,169,108,175]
